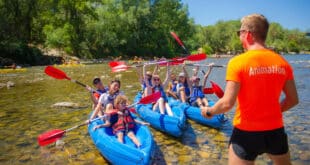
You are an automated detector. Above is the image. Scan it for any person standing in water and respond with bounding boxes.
[201,14,298,165]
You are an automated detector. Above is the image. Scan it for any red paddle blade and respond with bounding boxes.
[109,61,125,68]
[210,81,224,98]
[111,64,130,72]
[139,91,161,104]
[44,66,70,80]
[186,53,207,61]
[203,87,214,94]
[38,129,65,146]
[170,32,184,47]
[129,108,137,114]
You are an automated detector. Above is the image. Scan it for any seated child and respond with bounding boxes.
[93,95,149,148]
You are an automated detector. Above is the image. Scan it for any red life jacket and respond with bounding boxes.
[112,109,135,134]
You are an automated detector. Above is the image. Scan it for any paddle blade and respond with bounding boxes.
[44,66,70,80]
[111,64,130,72]
[109,61,125,68]
[170,32,184,47]
[38,129,65,146]
[203,87,214,94]
[129,108,137,114]
[186,53,207,61]
[139,91,161,104]
[210,81,224,98]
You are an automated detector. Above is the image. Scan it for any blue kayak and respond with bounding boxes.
[134,92,187,137]
[168,97,227,128]
[88,114,154,165]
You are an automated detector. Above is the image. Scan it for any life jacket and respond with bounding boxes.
[177,82,190,96]
[112,109,135,134]
[93,88,107,99]
[152,85,168,101]
[142,79,152,90]
[171,80,178,92]
[189,85,204,103]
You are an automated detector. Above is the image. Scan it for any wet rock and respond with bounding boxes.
[294,125,305,132]
[196,136,209,144]
[178,155,192,163]
[51,102,84,108]
[198,151,210,158]
[19,155,31,162]
[299,151,310,161]
[6,81,15,88]
[0,83,6,88]
[25,78,44,83]
[55,139,65,149]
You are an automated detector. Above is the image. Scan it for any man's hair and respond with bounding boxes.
[241,14,269,42]
[114,95,128,105]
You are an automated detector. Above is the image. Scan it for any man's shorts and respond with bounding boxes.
[229,127,289,161]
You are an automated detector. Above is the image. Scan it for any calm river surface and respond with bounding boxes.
[0,55,309,165]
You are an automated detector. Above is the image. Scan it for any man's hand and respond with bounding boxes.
[201,107,213,119]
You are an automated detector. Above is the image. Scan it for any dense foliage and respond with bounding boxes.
[0,0,309,65]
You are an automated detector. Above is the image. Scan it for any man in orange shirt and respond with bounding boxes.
[201,14,298,165]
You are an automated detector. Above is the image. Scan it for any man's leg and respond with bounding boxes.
[228,144,254,165]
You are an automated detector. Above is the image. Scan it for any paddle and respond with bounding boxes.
[185,63,226,68]
[44,66,103,94]
[170,32,190,54]
[37,91,161,146]
[203,81,224,98]
[110,54,207,72]
[44,65,87,87]
[109,61,125,68]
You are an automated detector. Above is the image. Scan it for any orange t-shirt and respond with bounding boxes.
[226,49,293,131]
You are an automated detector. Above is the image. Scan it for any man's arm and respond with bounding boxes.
[281,80,299,112]
[201,80,240,118]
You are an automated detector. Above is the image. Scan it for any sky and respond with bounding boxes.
[181,0,310,32]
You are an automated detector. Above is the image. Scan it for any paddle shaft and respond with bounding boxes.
[186,63,225,68]
[66,115,107,132]
[70,79,103,95]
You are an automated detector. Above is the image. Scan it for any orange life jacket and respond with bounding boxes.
[112,109,135,134]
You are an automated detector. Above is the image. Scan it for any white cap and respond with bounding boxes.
[179,72,185,77]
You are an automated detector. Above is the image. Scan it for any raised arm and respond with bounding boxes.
[153,64,159,75]
[162,64,170,88]
[202,65,213,87]
[135,66,144,85]
[143,65,151,87]
[281,79,299,112]
[182,64,192,88]
[193,66,199,77]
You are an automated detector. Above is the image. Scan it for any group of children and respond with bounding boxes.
[137,63,213,117]
[85,63,213,148]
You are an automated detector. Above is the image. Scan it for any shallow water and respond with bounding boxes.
[0,55,309,165]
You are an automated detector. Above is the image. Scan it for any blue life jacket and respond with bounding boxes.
[189,86,205,103]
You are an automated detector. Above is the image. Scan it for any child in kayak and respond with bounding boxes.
[176,65,191,103]
[89,79,124,121]
[137,65,159,97]
[188,65,213,108]
[143,64,173,116]
[93,95,149,148]
[166,73,178,99]
[85,78,108,109]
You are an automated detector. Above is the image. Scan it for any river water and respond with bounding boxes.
[0,55,309,165]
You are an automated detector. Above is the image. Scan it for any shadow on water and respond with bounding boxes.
[151,140,167,165]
